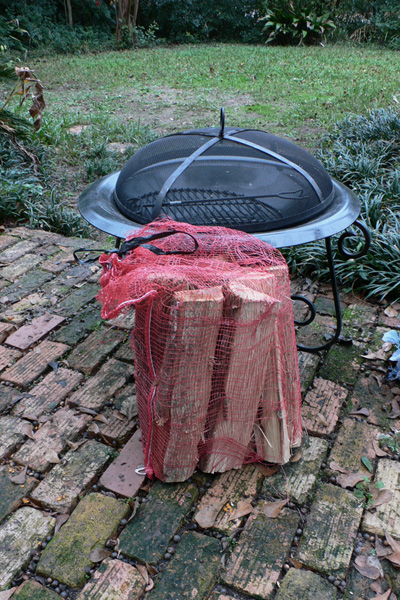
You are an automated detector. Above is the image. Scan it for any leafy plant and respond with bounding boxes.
[379,432,400,455]
[284,108,400,301]
[353,476,384,508]
[260,0,336,45]
[382,325,400,380]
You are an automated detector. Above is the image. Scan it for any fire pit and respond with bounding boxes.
[79,109,370,352]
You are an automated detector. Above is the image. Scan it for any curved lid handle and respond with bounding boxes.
[219,107,225,137]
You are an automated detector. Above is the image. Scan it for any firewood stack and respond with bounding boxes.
[98,219,302,482]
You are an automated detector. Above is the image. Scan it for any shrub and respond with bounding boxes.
[138,0,265,43]
[284,108,400,300]
[260,0,336,45]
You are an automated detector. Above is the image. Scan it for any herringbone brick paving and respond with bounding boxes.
[0,226,399,599]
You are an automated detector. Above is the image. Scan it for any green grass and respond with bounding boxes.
[31,43,400,139]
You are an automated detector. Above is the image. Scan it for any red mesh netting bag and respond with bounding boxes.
[98,218,302,482]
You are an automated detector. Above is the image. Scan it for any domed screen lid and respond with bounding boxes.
[114,108,335,234]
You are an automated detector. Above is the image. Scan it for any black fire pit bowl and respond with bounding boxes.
[79,110,370,353]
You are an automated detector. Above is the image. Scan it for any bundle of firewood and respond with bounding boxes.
[98,218,302,482]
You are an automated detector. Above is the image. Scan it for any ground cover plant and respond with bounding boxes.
[1,43,400,299]
[285,108,400,300]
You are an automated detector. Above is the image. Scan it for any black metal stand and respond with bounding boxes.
[291,219,371,353]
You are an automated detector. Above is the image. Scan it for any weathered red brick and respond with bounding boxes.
[6,314,65,350]
[100,430,144,497]
[0,346,22,372]
[1,341,69,386]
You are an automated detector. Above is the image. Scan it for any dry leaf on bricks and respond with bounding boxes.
[255,464,279,477]
[370,489,393,509]
[384,306,398,318]
[66,440,86,452]
[316,413,329,427]
[54,513,69,534]
[371,590,392,600]
[354,556,383,580]
[89,548,112,562]
[336,472,366,489]
[375,537,393,558]
[329,461,348,474]
[385,532,400,553]
[227,501,254,522]
[21,422,35,439]
[290,449,302,462]
[372,440,388,457]
[43,449,60,464]
[94,414,109,424]
[350,408,370,417]
[387,552,400,568]
[195,503,223,528]
[9,464,28,485]
[262,499,288,518]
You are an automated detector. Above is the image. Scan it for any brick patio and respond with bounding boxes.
[0,226,399,600]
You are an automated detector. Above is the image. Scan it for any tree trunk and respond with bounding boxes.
[65,0,73,28]
[133,0,139,26]
[116,0,133,41]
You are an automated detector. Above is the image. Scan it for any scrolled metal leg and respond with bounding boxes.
[293,236,342,353]
[293,220,370,353]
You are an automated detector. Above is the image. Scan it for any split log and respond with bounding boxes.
[161,286,224,481]
[200,279,280,473]
[234,269,301,462]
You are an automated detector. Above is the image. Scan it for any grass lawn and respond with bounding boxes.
[34,43,400,141]
[22,42,400,204]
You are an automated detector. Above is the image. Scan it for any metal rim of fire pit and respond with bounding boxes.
[78,109,370,353]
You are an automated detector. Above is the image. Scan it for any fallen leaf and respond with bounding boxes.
[38,415,51,423]
[388,399,400,419]
[354,555,383,580]
[288,557,303,569]
[336,472,366,489]
[90,548,112,563]
[44,449,60,464]
[373,440,388,457]
[371,590,392,600]
[112,409,126,421]
[316,413,329,427]
[194,503,223,529]
[78,407,98,416]
[387,552,400,568]
[370,581,383,593]
[384,306,398,318]
[375,537,393,558]
[91,423,100,435]
[350,407,370,417]
[255,464,279,477]
[94,414,109,424]
[21,422,35,439]
[290,449,302,462]
[370,489,393,508]
[385,531,400,553]
[9,464,28,485]
[227,501,254,522]
[145,579,154,592]
[54,513,69,534]
[262,499,287,518]
[22,412,39,422]
[329,461,348,474]
[66,439,86,451]
[146,563,157,577]
[135,563,149,584]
